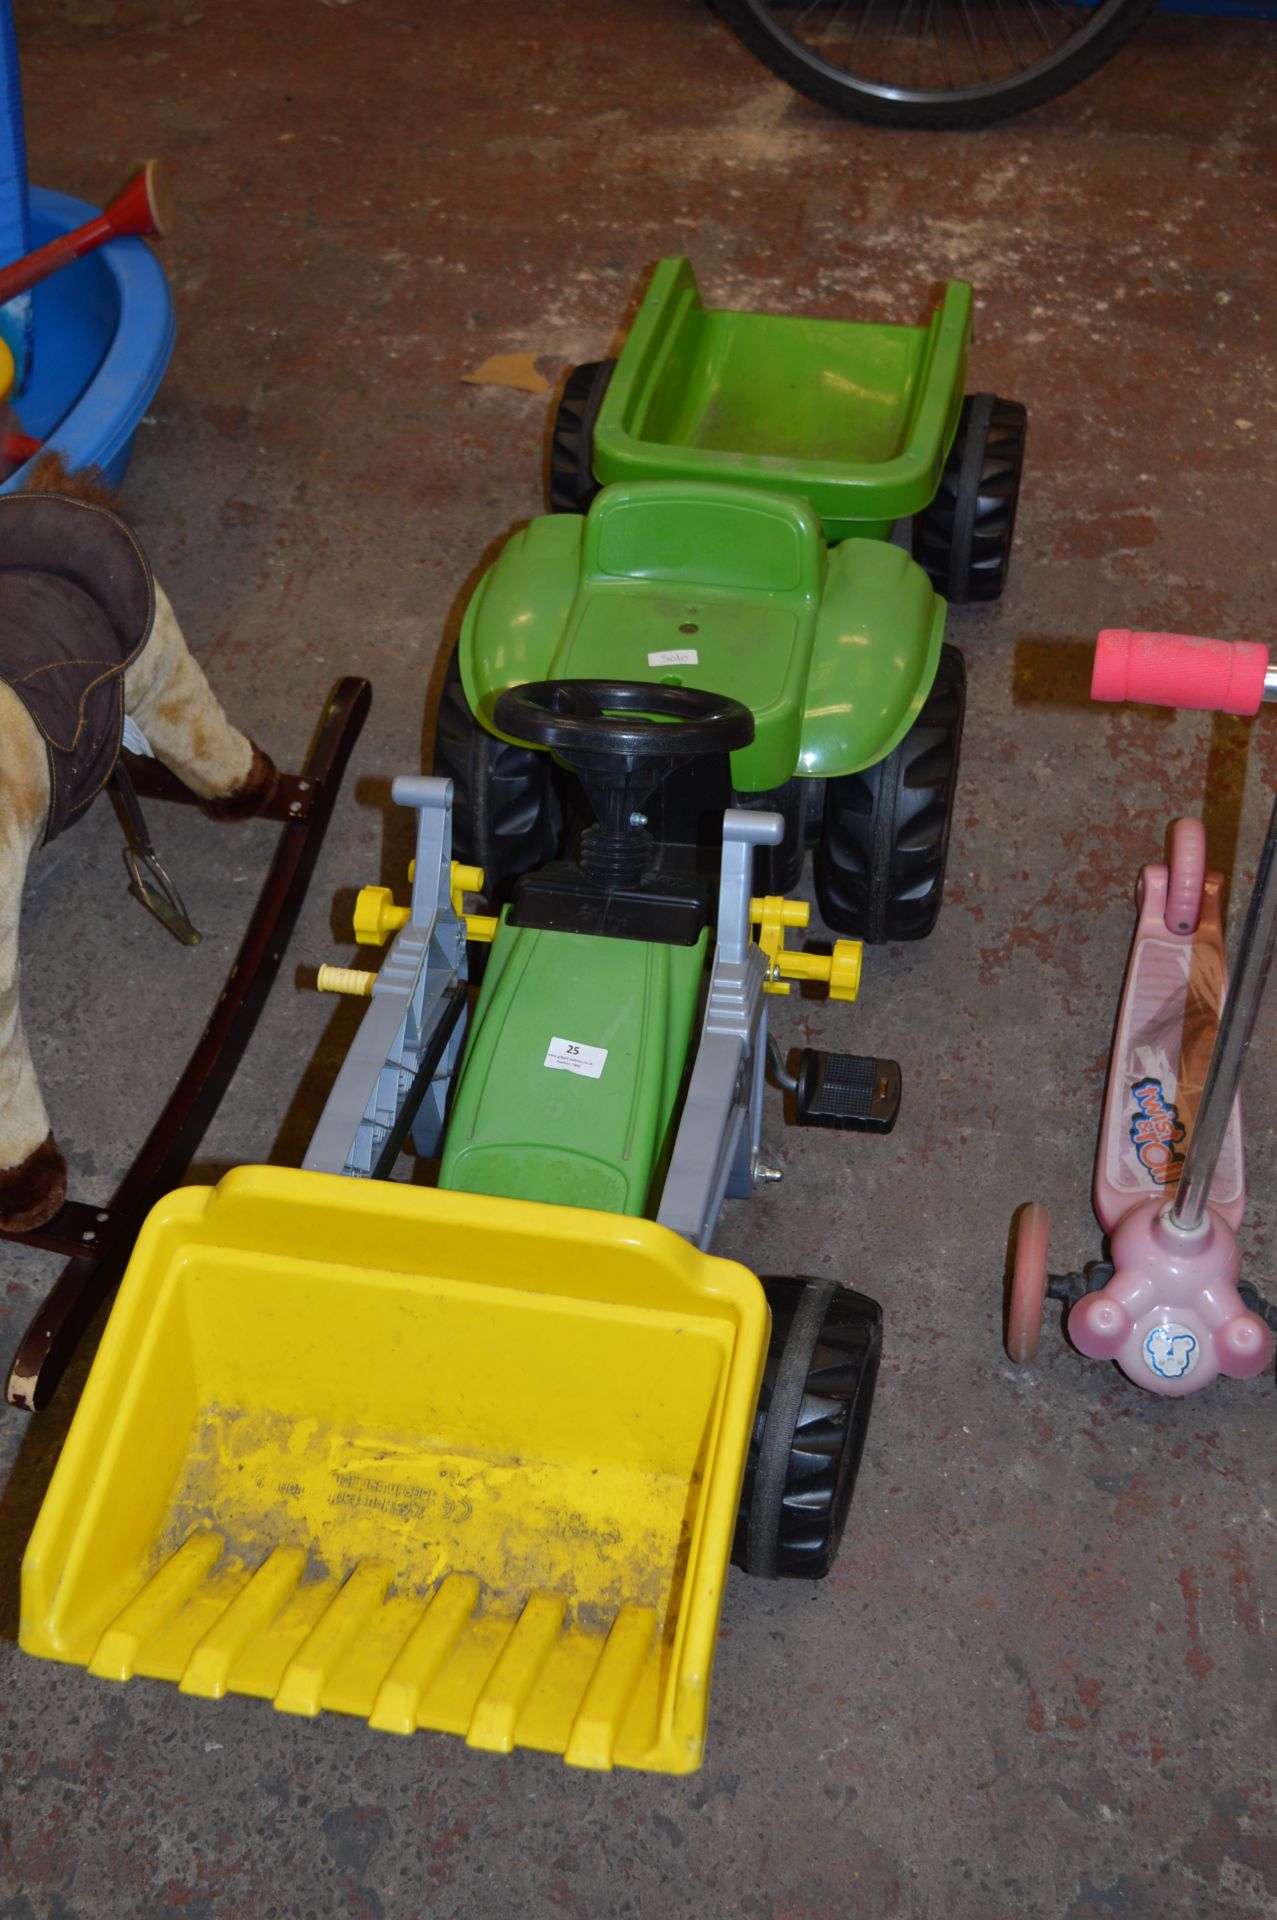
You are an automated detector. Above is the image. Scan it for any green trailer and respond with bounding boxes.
[548,257,1026,603]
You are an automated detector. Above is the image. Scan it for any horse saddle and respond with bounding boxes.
[0,492,198,940]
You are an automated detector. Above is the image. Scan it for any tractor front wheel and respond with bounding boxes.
[734,1277,882,1581]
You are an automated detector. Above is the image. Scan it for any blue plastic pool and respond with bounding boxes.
[1,184,175,493]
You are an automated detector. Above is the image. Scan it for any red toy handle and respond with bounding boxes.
[2,430,41,465]
[1093,628,1270,716]
[0,159,173,307]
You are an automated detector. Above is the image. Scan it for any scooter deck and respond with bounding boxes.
[1095,862,1244,1236]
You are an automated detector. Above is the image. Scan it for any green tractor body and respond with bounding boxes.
[439,913,706,1213]
[458,481,945,791]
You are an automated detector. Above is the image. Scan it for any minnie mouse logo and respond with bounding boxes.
[1143,1323,1198,1380]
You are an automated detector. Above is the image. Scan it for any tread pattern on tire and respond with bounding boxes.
[548,358,615,514]
[912,395,1027,605]
[733,1276,882,1581]
[431,650,564,903]
[816,643,966,943]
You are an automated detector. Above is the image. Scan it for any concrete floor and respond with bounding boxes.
[2,4,1277,1915]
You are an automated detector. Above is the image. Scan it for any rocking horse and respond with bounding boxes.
[0,459,370,1408]
[0,458,282,1228]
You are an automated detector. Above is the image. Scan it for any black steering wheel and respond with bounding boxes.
[492,679,754,765]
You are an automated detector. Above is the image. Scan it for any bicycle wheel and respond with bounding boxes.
[711,0,1161,128]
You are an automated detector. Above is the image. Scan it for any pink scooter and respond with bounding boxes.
[1007,627,1277,1396]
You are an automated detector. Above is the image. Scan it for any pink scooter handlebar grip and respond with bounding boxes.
[1093,629,1269,715]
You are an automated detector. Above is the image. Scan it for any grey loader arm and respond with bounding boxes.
[303,775,469,1178]
[656,809,782,1249]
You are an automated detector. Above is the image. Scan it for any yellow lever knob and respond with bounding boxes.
[828,940,863,1003]
[353,885,410,947]
[317,965,376,997]
[450,861,487,918]
[750,896,809,929]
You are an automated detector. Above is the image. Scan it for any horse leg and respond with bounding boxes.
[0,683,66,1229]
[124,581,278,812]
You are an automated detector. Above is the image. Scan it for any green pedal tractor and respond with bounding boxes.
[18,262,1025,1777]
[437,259,1026,943]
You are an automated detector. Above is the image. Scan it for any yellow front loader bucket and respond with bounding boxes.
[21,1167,769,1774]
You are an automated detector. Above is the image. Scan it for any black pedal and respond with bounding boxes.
[794,1050,901,1135]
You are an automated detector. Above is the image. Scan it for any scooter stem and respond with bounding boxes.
[1170,784,1277,1232]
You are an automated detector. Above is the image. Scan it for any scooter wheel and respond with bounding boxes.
[1165,818,1207,935]
[733,1277,881,1580]
[1006,1203,1050,1364]
[547,358,614,513]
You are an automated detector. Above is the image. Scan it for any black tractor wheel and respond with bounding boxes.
[912,395,1026,605]
[431,649,565,904]
[733,1277,882,1581]
[816,642,966,943]
[548,358,615,514]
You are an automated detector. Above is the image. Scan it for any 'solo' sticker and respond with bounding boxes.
[544,1036,608,1079]
[647,647,699,668]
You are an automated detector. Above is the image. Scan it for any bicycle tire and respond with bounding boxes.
[711,0,1161,129]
